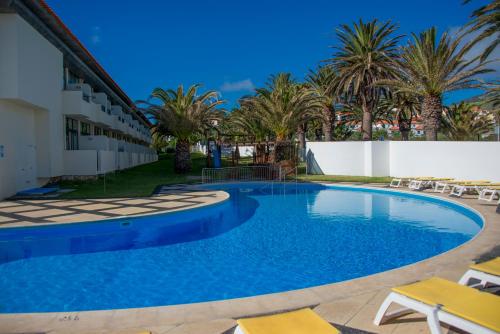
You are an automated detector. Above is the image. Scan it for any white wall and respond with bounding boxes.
[63,150,98,176]
[0,13,64,192]
[98,150,115,173]
[0,101,38,198]
[306,142,366,175]
[306,141,500,182]
[389,141,500,182]
[0,13,157,199]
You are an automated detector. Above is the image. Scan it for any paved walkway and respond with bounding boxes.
[0,183,498,334]
[0,185,228,228]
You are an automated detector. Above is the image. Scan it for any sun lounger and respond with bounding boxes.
[409,178,454,191]
[390,177,412,188]
[374,277,500,334]
[434,180,490,193]
[234,308,340,334]
[450,182,498,197]
[478,186,500,203]
[459,257,500,287]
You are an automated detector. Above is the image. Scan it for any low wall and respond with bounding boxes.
[63,150,98,175]
[98,150,115,173]
[306,141,500,182]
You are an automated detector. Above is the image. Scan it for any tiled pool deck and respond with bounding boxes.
[0,183,498,334]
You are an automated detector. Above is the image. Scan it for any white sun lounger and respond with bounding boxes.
[409,178,453,191]
[478,186,500,203]
[390,178,406,188]
[450,182,496,197]
[459,257,500,287]
[374,277,500,334]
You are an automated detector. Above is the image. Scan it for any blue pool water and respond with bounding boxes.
[0,183,482,313]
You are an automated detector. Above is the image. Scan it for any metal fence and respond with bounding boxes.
[202,165,283,184]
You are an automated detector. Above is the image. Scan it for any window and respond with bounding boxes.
[81,122,91,136]
[65,118,79,150]
[94,126,102,136]
[103,129,110,137]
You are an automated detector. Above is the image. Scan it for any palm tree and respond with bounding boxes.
[330,19,401,141]
[340,100,393,137]
[381,93,421,140]
[379,27,493,140]
[306,66,338,141]
[481,83,500,140]
[464,0,499,61]
[441,102,495,140]
[139,84,224,173]
[241,73,322,163]
[226,106,270,163]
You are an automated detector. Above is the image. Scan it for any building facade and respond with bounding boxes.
[0,0,157,199]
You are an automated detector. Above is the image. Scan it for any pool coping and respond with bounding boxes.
[0,183,498,333]
[0,189,230,229]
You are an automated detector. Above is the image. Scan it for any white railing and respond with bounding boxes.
[202,165,282,184]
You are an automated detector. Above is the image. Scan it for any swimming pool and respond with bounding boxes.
[0,183,483,313]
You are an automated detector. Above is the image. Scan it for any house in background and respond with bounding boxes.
[0,0,157,200]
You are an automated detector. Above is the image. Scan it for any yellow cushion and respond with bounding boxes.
[471,257,500,276]
[393,277,500,332]
[455,180,490,184]
[236,308,340,334]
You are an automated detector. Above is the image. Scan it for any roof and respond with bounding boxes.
[7,0,151,127]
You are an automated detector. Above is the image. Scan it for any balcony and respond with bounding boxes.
[94,107,114,128]
[62,90,98,120]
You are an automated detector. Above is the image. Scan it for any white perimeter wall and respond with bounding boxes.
[306,141,500,182]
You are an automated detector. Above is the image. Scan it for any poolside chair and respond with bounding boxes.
[234,308,340,334]
[478,186,500,203]
[450,182,497,197]
[434,180,489,194]
[390,177,412,188]
[374,277,500,334]
[409,178,454,191]
[459,257,500,288]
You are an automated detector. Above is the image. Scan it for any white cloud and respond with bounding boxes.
[90,26,102,45]
[220,79,255,92]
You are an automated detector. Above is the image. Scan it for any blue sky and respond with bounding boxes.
[47,0,491,107]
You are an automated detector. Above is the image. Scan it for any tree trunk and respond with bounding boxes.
[255,143,266,164]
[297,123,306,161]
[175,139,191,173]
[272,140,289,163]
[361,101,372,141]
[422,94,442,141]
[234,142,240,165]
[323,106,335,141]
[398,116,411,141]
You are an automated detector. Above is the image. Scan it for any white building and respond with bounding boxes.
[0,0,157,199]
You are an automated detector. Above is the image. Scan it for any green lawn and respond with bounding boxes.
[59,153,392,199]
[59,153,209,199]
[296,174,392,184]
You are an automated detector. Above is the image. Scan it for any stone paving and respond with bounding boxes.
[0,184,228,228]
[0,183,498,334]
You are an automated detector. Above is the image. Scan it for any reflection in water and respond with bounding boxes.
[308,188,481,236]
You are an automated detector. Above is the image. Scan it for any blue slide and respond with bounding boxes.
[212,147,221,168]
